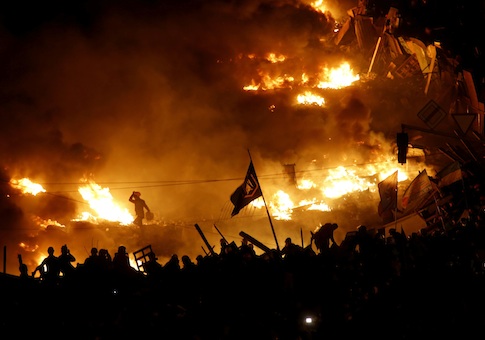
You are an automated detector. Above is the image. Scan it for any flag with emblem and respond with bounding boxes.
[230,161,262,216]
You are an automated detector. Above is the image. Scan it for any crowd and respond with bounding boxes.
[1,206,485,339]
[1,166,485,339]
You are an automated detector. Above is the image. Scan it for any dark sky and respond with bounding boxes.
[0,0,483,271]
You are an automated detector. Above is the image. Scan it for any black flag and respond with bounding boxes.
[230,161,262,216]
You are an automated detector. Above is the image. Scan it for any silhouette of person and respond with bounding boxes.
[181,255,196,272]
[18,254,29,279]
[239,237,257,261]
[112,245,134,273]
[129,191,150,226]
[32,246,60,287]
[281,237,302,258]
[58,244,76,280]
[83,247,100,269]
[144,251,163,280]
[164,254,180,275]
[219,238,228,257]
[311,223,339,253]
[98,248,113,272]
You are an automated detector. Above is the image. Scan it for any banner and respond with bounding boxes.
[378,170,398,217]
[401,169,434,212]
[437,162,462,188]
[230,161,262,216]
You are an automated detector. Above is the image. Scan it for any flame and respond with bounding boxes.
[297,91,326,106]
[243,59,359,92]
[311,0,328,13]
[321,166,374,198]
[315,62,360,89]
[19,242,38,253]
[77,180,134,225]
[31,216,66,229]
[249,156,411,220]
[266,52,286,63]
[10,178,46,195]
[269,190,294,221]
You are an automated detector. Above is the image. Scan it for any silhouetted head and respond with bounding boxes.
[47,246,54,255]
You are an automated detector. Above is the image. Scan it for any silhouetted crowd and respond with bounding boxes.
[1,165,485,340]
[2,205,485,340]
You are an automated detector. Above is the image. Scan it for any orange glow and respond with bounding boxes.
[297,91,326,106]
[244,60,359,92]
[19,242,39,253]
[10,178,46,195]
[31,216,66,229]
[266,52,286,63]
[76,180,133,225]
[316,62,360,89]
[247,154,414,220]
[311,0,328,13]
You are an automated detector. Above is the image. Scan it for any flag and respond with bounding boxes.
[401,169,435,212]
[230,161,262,216]
[437,161,462,188]
[378,170,398,217]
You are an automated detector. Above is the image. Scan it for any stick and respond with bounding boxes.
[194,223,216,256]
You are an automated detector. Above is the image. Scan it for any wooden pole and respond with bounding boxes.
[239,231,272,254]
[213,224,228,244]
[424,45,436,95]
[194,224,216,256]
[367,36,382,75]
[247,150,280,252]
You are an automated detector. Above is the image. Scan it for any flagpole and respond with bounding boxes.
[247,149,280,252]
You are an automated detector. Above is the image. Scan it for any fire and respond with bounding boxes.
[266,53,286,63]
[321,166,375,198]
[31,216,66,229]
[311,0,328,13]
[297,91,326,106]
[10,177,135,226]
[243,59,359,92]
[270,190,295,221]
[315,62,360,89]
[19,242,38,253]
[77,180,133,225]
[249,157,410,220]
[10,178,46,195]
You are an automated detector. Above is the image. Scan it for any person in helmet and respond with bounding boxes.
[129,191,150,226]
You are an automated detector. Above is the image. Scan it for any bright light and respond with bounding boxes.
[10,178,46,196]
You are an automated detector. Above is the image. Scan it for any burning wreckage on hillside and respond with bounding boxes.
[326,3,485,236]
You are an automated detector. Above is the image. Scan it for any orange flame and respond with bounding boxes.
[76,180,133,225]
[10,178,46,195]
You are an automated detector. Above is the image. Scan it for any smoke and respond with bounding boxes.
[0,0,450,273]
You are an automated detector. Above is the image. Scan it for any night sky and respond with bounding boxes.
[0,0,483,272]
